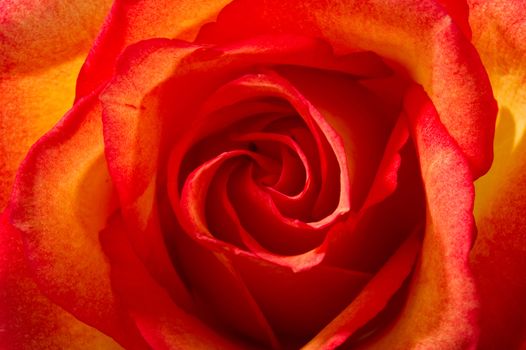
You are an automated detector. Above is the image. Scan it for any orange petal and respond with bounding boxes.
[469,1,526,348]
[0,0,110,72]
[0,58,83,208]
[0,212,123,350]
[9,92,149,349]
[0,0,112,209]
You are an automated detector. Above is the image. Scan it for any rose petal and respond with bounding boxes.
[99,213,248,350]
[167,150,373,345]
[94,39,195,309]
[276,66,405,209]
[76,0,232,97]
[0,0,111,72]
[197,0,497,177]
[8,92,148,349]
[361,115,410,210]
[303,227,421,349]
[0,58,83,208]
[164,71,354,272]
[324,134,424,273]
[176,149,326,272]
[195,71,351,226]
[362,85,479,348]
[235,132,311,203]
[207,155,330,273]
[435,0,471,39]
[175,78,318,220]
[468,0,526,347]
[171,216,373,347]
[0,0,111,208]
[100,36,351,225]
[101,38,378,341]
[158,196,281,348]
[100,35,372,249]
[227,164,326,254]
[0,212,123,350]
[230,253,372,345]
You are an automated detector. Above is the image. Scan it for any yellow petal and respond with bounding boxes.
[470,1,526,348]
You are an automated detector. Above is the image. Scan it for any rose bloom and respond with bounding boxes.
[1,0,525,349]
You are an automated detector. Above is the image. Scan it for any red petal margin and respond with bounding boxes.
[197,0,497,178]
[362,85,479,348]
[0,212,122,350]
[8,92,149,349]
[435,0,471,39]
[97,40,196,317]
[76,0,232,97]
[468,1,526,347]
[100,38,198,225]
[176,149,326,273]
[361,116,410,210]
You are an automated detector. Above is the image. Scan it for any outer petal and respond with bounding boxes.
[0,0,112,208]
[361,86,478,348]
[0,0,111,72]
[197,0,497,178]
[76,0,232,97]
[9,92,149,349]
[469,1,526,347]
[0,212,122,350]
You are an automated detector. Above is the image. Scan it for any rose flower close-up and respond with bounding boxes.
[1,0,526,349]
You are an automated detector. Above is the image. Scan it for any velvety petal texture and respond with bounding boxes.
[197,0,497,177]
[0,0,112,208]
[469,0,526,348]
[2,0,517,349]
[361,86,479,348]
[76,0,233,97]
[99,35,411,347]
[99,214,247,350]
[8,93,149,349]
[0,213,123,350]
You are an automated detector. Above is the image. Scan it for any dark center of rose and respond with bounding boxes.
[158,64,425,349]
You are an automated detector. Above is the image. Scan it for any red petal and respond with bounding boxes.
[277,66,405,209]
[435,0,471,39]
[361,116,410,210]
[198,0,497,177]
[303,227,421,349]
[100,213,247,350]
[363,85,479,348]
[76,0,232,97]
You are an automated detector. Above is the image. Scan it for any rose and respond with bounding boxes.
[4,0,522,345]
[1,1,525,349]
